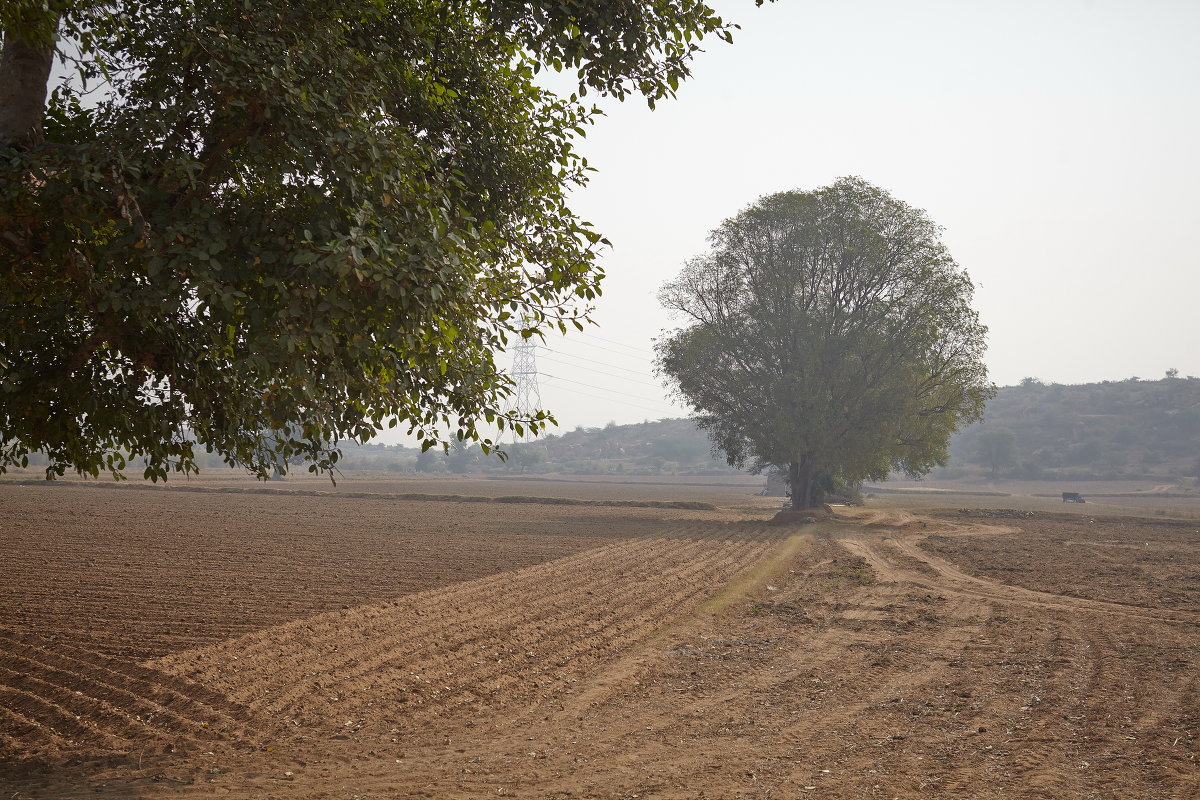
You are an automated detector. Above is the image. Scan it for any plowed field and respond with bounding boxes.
[1,480,1198,799]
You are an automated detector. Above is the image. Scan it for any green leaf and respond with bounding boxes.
[0,0,738,482]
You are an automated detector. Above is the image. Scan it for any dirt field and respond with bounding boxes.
[1,478,1198,798]
[0,470,770,506]
[868,479,1200,521]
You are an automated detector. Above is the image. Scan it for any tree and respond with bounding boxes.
[650,433,710,464]
[971,428,1020,479]
[445,440,480,474]
[414,447,445,474]
[506,442,544,473]
[655,177,993,509]
[0,0,753,481]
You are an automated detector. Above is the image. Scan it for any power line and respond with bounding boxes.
[541,373,684,415]
[554,336,657,363]
[539,348,660,380]
[542,384,683,418]
[576,330,656,356]
[536,354,665,390]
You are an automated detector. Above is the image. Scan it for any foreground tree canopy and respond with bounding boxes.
[0,1,757,480]
[656,177,994,508]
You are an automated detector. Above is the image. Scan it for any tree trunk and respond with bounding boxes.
[787,456,816,510]
[0,17,58,149]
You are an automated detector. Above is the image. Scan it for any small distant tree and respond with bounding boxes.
[1020,376,1044,388]
[656,178,993,509]
[971,428,1020,479]
[414,448,444,474]
[1066,439,1107,467]
[506,443,544,474]
[446,441,480,474]
[1166,368,1180,380]
[650,434,710,464]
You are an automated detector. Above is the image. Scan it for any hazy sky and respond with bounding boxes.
[401,0,1200,442]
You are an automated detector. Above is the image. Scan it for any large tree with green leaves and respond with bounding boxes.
[0,1,756,481]
[656,177,993,509]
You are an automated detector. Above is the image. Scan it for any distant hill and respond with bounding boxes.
[488,377,1200,482]
[942,376,1200,481]
[77,377,1197,483]
[334,417,739,477]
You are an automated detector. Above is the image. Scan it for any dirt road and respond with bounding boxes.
[3,503,1197,798]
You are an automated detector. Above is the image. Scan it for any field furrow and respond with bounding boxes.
[0,630,252,756]
[0,703,71,751]
[263,537,738,707]
[162,537,667,705]
[384,540,770,726]
[155,537,772,735]
[0,629,245,715]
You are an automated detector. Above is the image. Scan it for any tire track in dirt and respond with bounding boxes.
[501,521,1198,800]
[0,630,251,756]
[925,598,1198,797]
[153,536,775,739]
[843,535,1200,625]
[475,515,1190,796]
[582,540,991,788]
[834,518,1200,798]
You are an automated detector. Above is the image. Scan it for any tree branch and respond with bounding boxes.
[0,12,58,148]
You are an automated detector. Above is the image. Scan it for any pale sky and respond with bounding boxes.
[490,0,1200,439]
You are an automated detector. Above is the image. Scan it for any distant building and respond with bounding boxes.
[763,469,788,497]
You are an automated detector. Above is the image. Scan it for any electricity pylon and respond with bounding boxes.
[509,338,541,443]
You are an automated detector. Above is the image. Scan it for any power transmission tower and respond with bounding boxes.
[509,339,541,442]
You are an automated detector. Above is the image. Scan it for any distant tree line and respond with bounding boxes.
[295,418,742,477]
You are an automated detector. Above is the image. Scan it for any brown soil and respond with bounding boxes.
[2,485,1198,798]
[0,484,751,660]
[1,471,774,506]
[920,509,1200,612]
[770,507,835,525]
